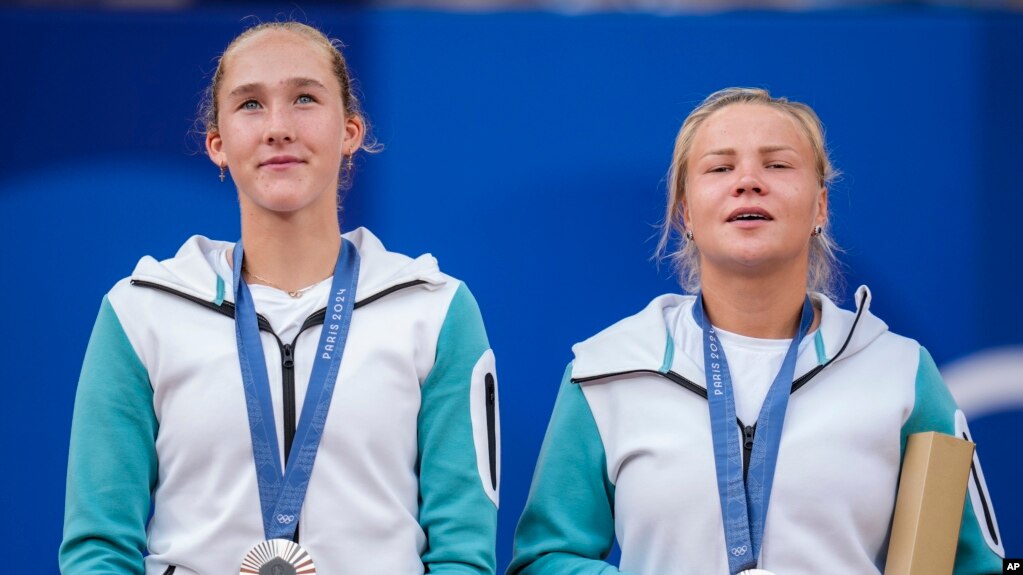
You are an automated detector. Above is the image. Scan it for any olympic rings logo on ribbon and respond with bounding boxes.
[731,545,748,556]
[276,514,296,524]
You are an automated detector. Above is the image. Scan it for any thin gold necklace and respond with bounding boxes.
[243,266,326,299]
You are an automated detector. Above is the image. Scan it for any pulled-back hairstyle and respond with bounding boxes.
[656,87,842,299]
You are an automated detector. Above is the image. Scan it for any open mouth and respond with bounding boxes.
[726,208,773,222]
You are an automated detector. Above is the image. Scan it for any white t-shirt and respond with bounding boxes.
[670,304,817,425]
[713,326,793,425]
[208,247,333,343]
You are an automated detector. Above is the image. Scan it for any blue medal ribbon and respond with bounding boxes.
[232,238,360,540]
[693,293,813,574]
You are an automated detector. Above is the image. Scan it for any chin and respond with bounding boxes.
[242,184,337,215]
[731,247,809,274]
[704,246,791,274]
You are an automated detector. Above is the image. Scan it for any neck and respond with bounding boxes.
[699,261,817,339]
[233,205,342,293]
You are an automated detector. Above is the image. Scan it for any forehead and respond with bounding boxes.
[221,29,336,91]
[693,103,811,153]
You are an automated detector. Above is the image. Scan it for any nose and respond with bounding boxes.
[264,107,295,145]
[734,173,763,195]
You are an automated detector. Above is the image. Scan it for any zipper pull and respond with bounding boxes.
[743,425,755,451]
[282,343,295,369]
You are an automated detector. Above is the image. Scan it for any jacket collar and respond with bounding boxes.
[129,227,447,305]
[571,286,888,387]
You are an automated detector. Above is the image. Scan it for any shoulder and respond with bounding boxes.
[570,294,692,382]
[345,227,465,305]
[816,285,923,368]
[345,228,489,353]
[107,234,229,314]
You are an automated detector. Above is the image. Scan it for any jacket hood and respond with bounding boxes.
[571,286,888,386]
[129,227,447,305]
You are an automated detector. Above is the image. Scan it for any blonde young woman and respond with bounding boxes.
[508,88,1002,575]
[60,22,499,575]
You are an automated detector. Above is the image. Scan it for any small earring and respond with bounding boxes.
[685,229,694,241]
[812,225,823,236]
[219,164,226,183]
[345,154,354,171]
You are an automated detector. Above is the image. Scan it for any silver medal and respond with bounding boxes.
[239,538,316,575]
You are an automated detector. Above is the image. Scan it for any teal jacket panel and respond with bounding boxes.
[419,283,499,574]
[508,364,626,575]
[60,297,157,574]
[900,347,1004,575]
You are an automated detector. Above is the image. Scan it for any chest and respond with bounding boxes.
[581,357,912,567]
[136,294,434,470]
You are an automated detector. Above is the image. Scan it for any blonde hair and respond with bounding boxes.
[656,87,842,299]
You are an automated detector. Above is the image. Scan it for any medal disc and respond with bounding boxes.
[737,570,775,575]
[239,539,316,575]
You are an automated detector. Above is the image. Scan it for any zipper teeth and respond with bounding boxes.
[741,423,756,482]
[282,344,297,463]
[484,373,497,491]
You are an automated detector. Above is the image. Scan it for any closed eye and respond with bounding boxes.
[766,162,791,169]
[708,165,733,173]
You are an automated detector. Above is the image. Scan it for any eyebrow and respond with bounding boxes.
[227,77,329,98]
[700,145,798,159]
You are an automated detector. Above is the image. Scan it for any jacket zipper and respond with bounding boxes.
[485,373,497,490]
[281,342,296,463]
[131,278,429,544]
[280,312,353,545]
[162,567,176,575]
[741,422,756,482]
[280,312,338,486]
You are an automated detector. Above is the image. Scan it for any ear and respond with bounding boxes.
[343,115,366,156]
[206,131,226,168]
[816,186,829,228]
[680,193,692,231]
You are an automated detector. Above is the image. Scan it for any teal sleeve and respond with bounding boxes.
[418,283,498,574]
[507,365,626,575]
[900,347,1004,575]
[59,297,158,574]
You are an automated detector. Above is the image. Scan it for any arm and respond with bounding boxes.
[418,283,499,574]
[900,347,1004,575]
[507,365,626,575]
[59,297,158,574]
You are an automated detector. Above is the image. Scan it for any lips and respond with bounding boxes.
[726,206,773,222]
[259,155,304,168]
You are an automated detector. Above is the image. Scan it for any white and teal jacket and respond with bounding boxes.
[509,287,1003,575]
[60,228,500,575]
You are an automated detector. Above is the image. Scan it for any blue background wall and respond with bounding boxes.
[1,6,1020,571]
